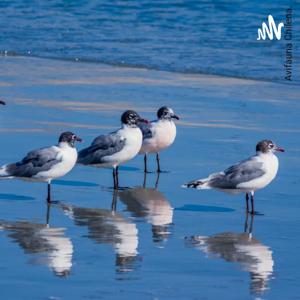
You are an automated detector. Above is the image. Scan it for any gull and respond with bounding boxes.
[183,140,284,214]
[0,132,82,203]
[138,106,179,173]
[77,110,148,189]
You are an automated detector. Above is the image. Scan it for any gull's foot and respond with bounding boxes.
[248,210,264,216]
[47,199,60,205]
[116,186,130,191]
[157,170,170,174]
[103,186,130,192]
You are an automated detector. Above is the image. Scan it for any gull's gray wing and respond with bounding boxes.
[138,121,153,140]
[78,132,126,165]
[209,157,265,189]
[6,146,61,178]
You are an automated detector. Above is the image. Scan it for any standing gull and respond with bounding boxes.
[0,132,82,203]
[183,140,284,214]
[78,110,148,189]
[138,106,179,173]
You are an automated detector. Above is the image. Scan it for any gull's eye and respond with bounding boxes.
[268,143,274,149]
[72,135,76,140]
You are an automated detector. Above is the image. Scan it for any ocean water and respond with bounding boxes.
[0,0,299,83]
[0,1,300,299]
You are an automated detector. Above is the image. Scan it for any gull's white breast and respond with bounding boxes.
[237,153,279,191]
[102,126,143,167]
[35,145,77,181]
[140,120,176,154]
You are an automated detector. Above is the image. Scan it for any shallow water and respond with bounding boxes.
[0,0,299,83]
[0,56,300,299]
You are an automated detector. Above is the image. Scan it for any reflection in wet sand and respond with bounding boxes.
[14,98,131,112]
[177,120,261,131]
[60,194,139,273]
[119,174,173,244]
[35,121,113,130]
[0,128,48,133]
[0,217,73,277]
[186,215,274,294]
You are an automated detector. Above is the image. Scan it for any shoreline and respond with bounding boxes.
[0,55,299,137]
[1,53,297,87]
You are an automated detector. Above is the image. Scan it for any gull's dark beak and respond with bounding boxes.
[75,136,83,142]
[275,146,285,152]
[0,100,6,105]
[171,114,179,120]
[138,118,149,124]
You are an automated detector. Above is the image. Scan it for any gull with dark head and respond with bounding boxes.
[183,140,284,214]
[0,132,82,203]
[138,106,179,173]
[78,110,148,189]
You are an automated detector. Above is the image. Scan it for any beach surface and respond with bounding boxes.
[0,56,300,299]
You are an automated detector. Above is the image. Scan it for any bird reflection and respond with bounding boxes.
[60,191,139,273]
[186,215,274,294]
[0,205,73,277]
[118,173,173,244]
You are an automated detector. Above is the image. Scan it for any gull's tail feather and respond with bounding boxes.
[0,164,13,178]
[185,235,208,246]
[182,178,211,189]
[77,148,92,165]
[182,172,222,189]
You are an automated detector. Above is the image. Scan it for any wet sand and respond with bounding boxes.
[0,56,299,300]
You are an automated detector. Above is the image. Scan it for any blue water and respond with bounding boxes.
[1,0,299,82]
[0,1,300,298]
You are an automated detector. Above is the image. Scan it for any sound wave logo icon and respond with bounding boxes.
[257,15,284,40]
